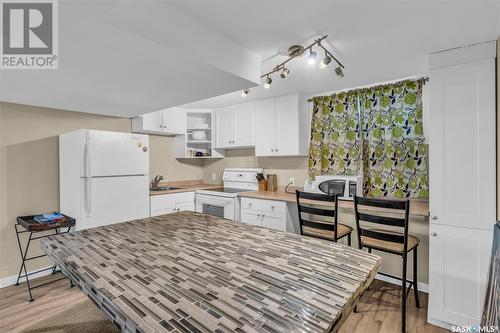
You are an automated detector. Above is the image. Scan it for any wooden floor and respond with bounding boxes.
[0,274,447,333]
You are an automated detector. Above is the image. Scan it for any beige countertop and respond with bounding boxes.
[149,179,220,196]
[239,189,430,217]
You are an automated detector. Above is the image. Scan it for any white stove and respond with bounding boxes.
[196,168,262,221]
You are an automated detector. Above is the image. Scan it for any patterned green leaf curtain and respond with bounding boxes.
[308,92,362,178]
[360,79,428,198]
[307,79,429,198]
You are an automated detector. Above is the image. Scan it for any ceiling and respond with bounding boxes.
[179,1,500,109]
[0,1,261,117]
[1,1,499,115]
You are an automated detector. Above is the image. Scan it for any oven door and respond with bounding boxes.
[195,194,236,220]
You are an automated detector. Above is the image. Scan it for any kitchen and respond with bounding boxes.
[0,1,499,333]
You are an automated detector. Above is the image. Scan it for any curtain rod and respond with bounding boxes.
[306,76,429,103]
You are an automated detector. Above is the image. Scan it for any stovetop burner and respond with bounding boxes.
[204,187,254,194]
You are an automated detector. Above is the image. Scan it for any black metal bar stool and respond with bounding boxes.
[353,196,420,333]
[296,191,352,245]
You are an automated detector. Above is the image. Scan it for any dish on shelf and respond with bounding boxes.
[191,130,206,141]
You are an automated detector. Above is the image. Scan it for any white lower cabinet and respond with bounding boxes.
[261,213,286,231]
[150,191,195,217]
[241,198,286,232]
[428,224,493,327]
[240,209,262,227]
[175,201,195,212]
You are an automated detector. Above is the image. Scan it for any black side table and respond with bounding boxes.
[15,214,76,302]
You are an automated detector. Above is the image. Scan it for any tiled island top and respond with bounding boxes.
[41,211,381,333]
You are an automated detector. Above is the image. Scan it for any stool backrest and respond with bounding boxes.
[296,191,339,240]
[353,196,410,253]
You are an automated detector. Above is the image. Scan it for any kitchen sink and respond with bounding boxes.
[150,187,181,191]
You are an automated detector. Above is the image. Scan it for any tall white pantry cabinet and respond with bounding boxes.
[428,41,496,329]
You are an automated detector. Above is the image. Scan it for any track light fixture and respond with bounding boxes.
[308,49,317,65]
[263,76,272,89]
[247,35,344,96]
[319,54,332,69]
[280,67,290,79]
[335,66,344,78]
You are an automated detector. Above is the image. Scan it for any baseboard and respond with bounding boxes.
[375,273,429,293]
[0,266,54,289]
[427,316,453,330]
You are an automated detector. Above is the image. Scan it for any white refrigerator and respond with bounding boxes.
[59,129,150,230]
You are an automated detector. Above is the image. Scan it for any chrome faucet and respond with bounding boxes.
[151,175,164,189]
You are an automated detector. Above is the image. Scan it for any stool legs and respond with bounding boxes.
[413,247,420,308]
[402,252,407,333]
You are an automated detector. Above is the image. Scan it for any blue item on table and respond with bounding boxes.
[34,212,65,224]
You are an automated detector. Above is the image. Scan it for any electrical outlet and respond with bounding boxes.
[212,173,217,181]
[289,177,295,186]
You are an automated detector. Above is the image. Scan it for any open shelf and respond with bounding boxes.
[175,109,224,159]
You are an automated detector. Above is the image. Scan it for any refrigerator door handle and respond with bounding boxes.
[84,131,91,178]
[85,178,92,217]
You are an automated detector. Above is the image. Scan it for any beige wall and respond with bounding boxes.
[202,148,310,186]
[0,102,202,281]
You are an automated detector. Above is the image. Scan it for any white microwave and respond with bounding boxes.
[304,175,363,200]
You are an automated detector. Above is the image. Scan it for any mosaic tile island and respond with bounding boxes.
[41,211,381,333]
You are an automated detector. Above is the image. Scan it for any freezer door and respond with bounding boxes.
[85,130,149,177]
[78,175,149,230]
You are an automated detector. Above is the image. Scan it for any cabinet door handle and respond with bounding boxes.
[275,148,278,152]
[431,216,438,220]
[270,148,274,152]
[431,232,438,237]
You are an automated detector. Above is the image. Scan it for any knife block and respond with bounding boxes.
[258,180,267,192]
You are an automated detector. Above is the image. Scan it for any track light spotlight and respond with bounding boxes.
[335,66,344,78]
[319,55,332,69]
[241,89,249,98]
[280,67,290,79]
[258,35,345,87]
[263,76,272,89]
[308,49,317,65]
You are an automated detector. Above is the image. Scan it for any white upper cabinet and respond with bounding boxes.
[234,105,255,147]
[255,93,309,156]
[132,107,185,135]
[428,42,496,231]
[254,99,276,156]
[214,103,254,149]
